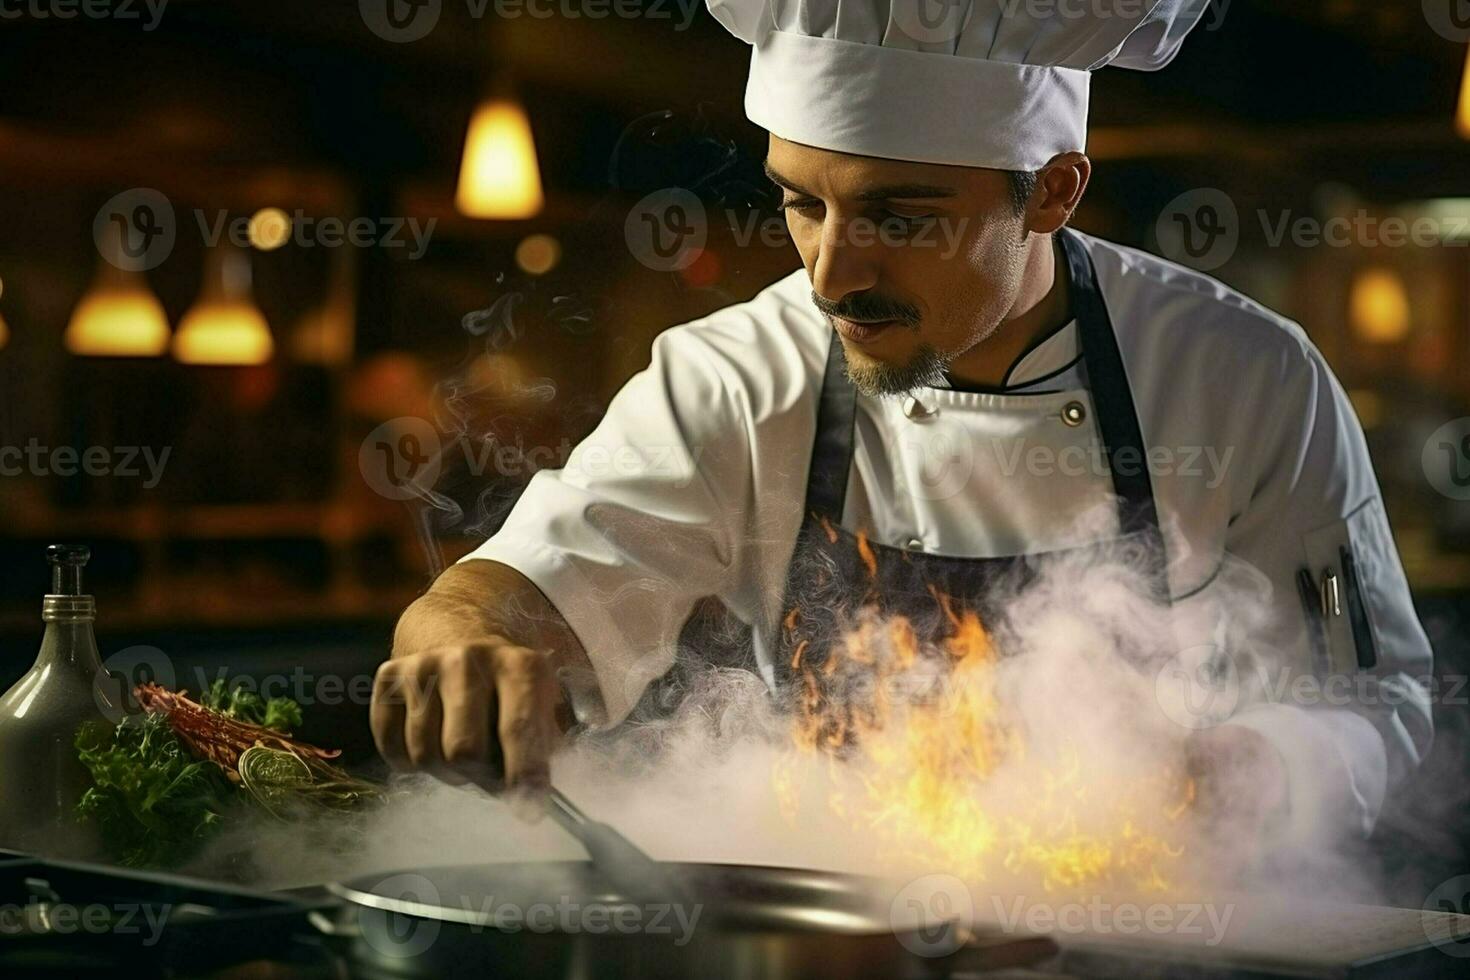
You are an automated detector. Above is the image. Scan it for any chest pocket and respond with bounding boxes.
[1301,497,1391,676]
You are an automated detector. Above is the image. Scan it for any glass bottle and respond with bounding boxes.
[0,545,117,859]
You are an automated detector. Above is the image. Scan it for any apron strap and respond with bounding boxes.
[1058,227,1170,603]
[802,331,858,523]
[798,228,1170,602]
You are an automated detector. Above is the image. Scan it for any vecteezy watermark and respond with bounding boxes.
[730,210,973,261]
[1155,648,1457,731]
[0,898,171,945]
[92,648,453,723]
[0,0,167,30]
[358,0,700,44]
[358,416,704,501]
[1424,417,1470,501]
[988,895,1236,947]
[1422,875,1470,957]
[625,189,708,272]
[1154,644,1243,730]
[94,188,177,272]
[1423,0,1470,43]
[987,438,1234,489]
[187,665,380,709]
[94,645,177,724]
[1156,188,1470,270]
[889,874,974,957]
[93,190,436,270]
[196,209,436,260]
[356,873,703,961]
[0,440,171,488]
[887,0,970,47]
[624,189,978,272]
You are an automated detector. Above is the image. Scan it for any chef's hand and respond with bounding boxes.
[1185,724,1288,839]
[371,559,592,797]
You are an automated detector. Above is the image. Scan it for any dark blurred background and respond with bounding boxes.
[0,0,1467,904]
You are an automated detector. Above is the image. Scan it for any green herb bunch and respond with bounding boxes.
[74,712,236,868]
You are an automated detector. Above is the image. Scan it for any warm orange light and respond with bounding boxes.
[455,98,544,220]
[173,302,274,365]
[65,275,170,357]
[514,233,560,275]
[173,247,274,365]
[1349,266,1411,344]
[0,311,8,352]
[1457,46,1470,140]
[248,207,293,251]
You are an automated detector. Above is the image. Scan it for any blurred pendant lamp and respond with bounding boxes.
[173,243,274,365]
[64,224,170,357]
[455,84,544,219]
[1349,266,1411,344]
[1458,45,1470,139]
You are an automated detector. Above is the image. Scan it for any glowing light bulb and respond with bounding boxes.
[173,247,274,365]
[65,275,170,357]
[455,98,544,220]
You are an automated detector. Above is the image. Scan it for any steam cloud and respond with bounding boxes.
[188,513,1436,947]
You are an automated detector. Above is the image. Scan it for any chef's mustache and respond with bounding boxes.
[810,290,921,328]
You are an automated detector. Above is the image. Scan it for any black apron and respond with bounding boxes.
[653,228,1169,721]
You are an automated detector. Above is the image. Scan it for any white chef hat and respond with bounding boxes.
[706,0,1211,170]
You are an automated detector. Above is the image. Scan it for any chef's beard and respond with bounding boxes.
[839,341,950,397]
[811,289,946,396]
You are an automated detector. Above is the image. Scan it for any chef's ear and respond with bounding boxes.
[1026,152,1091,234]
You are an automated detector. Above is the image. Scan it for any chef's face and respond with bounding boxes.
[766,136,1042,395]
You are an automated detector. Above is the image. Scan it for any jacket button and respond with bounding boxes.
[905,537,924,551]
[903,396,936,421]
[1061,401,1086,427]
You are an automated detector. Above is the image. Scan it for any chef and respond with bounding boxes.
[372,0,1433,848]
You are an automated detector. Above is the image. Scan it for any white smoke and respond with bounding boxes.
[194,541,1391,927]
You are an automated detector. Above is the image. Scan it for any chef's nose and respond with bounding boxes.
[810,216,880,302]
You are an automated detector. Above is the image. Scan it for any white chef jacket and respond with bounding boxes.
[465,231,1433,842]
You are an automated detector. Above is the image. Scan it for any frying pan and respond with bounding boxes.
[325,859,1058,979]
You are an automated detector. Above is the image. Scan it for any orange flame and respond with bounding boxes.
[776,570,1193,894]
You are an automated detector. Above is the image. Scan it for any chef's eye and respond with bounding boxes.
[778,197,823,217]
[879,209,936,230]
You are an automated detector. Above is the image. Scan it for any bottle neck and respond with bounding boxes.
[37,598,103,673]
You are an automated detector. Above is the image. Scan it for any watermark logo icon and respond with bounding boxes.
[359,417,443,501]
[1424,418,1470,501]
[890,874,973,957]
[94,646,176,725]
[357,873,442,959]
[1424,0,1470,42]
[890,0,968,45]
[1154,644,1241,730]
[625,189,706,272]
[1422,874,1470,956]
[94,189,176,272]
[904,414,975,502]
[360,0,441,43]
[1155,188,1239,272]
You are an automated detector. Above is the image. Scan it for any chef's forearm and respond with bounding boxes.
[394,559,594,679]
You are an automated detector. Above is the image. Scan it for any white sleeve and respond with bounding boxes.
[461,310,817,725]
[1219,338,1433,841]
